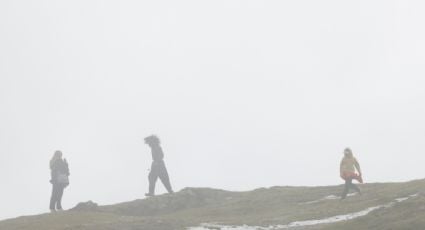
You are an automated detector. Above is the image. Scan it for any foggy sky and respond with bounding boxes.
[1,0,425,221]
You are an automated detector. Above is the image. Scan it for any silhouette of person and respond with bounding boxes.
[340,148,362,199]
[144,135,173,196]
[49,150,70,212]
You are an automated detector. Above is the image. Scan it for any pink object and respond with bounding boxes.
[341,172,363,183]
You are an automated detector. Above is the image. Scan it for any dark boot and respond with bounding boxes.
[341,179,352,200]
[351,183,361,195]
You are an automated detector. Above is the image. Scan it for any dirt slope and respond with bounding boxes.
[1,179,424,230]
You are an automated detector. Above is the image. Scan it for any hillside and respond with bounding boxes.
[1,179,425,230]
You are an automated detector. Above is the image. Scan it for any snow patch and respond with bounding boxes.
[299,193,356,205]
[188,194,417,230]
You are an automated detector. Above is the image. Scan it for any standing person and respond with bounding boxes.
[144,135,173,197]
[49,150,70,212]
[340,148,363,199]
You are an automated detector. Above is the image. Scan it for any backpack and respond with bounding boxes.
[56,159,70,186]
[57,173,69,185]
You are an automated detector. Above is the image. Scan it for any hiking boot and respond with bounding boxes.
[145,193,155,197]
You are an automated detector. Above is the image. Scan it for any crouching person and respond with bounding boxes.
[340,148,363,199]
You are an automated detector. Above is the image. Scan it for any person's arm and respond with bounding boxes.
[158,146,164,160]
[340,159,344,177]
[50,163,58,183]
[64,159,70,176]
[354,158,362,176]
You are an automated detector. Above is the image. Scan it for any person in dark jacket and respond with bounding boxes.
[144,135,173,196]
[49,150,70,212]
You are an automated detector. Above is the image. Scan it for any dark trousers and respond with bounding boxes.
[148,161,173,195]
[50,184,65,210]
[341,179,361,199]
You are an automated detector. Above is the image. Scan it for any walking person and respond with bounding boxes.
[340,148,363,199]
[49,150,70,212]
[144,135,173,196]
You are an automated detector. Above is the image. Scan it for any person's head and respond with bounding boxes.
[53,150,63,159]
[144,135,160,147]
[344,148,353,157]
[50,150,63,168]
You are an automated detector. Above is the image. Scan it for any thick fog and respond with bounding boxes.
[1,0,425,221]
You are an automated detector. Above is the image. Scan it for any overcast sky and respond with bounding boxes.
[1,0,425,221]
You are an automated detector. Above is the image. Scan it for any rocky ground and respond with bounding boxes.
[1,179,425,230]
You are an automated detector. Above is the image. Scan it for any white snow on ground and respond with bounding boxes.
[188,194,418,230]
[299,193,357,205]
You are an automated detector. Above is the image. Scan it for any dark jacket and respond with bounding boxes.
[50,159,70,184]
[151,145,164,162]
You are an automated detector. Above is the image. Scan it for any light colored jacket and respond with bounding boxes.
[340,156,361,175]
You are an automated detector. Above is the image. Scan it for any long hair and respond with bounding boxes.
[50,150,63,169]
[144,135,160,146]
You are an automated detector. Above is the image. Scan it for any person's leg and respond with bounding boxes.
[341,179,352,199]
[158,163,173,194]
[147,166,159,196]
[50,184,58,211]
[350,182,361,194]
[56,186,65,210]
